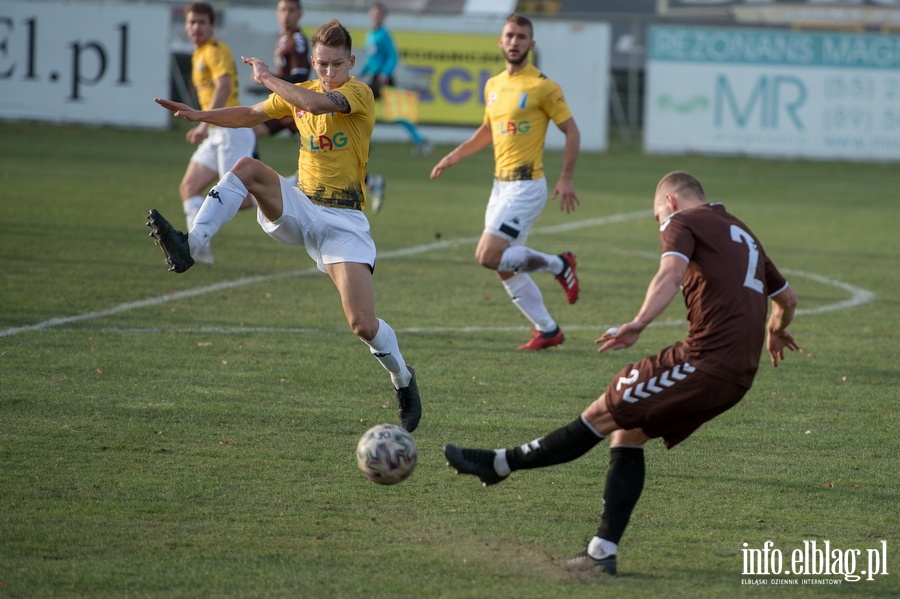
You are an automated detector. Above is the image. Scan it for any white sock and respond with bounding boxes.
[588,536,618,559]
[493,449,511,477]
[189,172,248,255]
[183,195,204,229]
[365,318,410,388]
[503,274,556,332]
[498,246,563,274]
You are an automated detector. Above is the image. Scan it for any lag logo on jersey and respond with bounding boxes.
[497,121,531,135]
[303,132,349,151]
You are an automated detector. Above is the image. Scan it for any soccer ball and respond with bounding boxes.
[356,423,418,485]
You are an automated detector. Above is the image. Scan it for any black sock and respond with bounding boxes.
[596,446,645,544]
[506,416,604,471]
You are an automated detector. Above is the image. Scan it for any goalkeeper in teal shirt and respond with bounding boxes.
[359,2,430,157]
[360,2,398,99]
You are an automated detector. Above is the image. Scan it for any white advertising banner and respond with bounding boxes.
[645,25,900,161]
[0,1,170,128]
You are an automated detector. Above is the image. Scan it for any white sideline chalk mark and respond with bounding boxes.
[0,267,319,337]
[596,254,875,317]
[782,268,875,316]
[1,211,649,338]
[0,210,874,336]
[45,320,691,336]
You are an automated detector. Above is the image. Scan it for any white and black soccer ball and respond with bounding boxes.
[356,423,418,485]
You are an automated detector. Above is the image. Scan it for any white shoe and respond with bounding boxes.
[194,243,214,265]
[414,142,434,157]
[368,174,385,213]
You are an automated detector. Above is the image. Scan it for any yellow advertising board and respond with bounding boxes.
[394,30,504,125]
[352,28,504,126]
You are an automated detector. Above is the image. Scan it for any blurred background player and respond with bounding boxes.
[430,13,581,351]
[358,2,397,102]
[358,2,431,211]
[253,0,310,143]
[252,0,312,188]
[177,2,256,266]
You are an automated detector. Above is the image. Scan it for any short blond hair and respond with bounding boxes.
[312,18,352,52]
[658,171,705,200]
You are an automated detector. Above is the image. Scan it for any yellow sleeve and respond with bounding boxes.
[338,79,373,118]
[206,45,234,81]
[540,79,573,126]
[263,91,293,119]
[482,77,495,126]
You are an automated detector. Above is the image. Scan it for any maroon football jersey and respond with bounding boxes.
[660,202,788,387]
[275,30,311,83]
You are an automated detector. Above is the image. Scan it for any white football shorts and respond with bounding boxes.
[484,177,548,246]
[257,176,377,273]
[190,126,256,176]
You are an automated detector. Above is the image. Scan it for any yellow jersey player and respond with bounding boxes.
[431,13,582,351]
[148,18,422,433]
[178,2,256,266]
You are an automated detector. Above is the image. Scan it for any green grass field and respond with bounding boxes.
[1,120,897,598]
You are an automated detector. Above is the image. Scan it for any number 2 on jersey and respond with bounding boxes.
[730,225,764,293]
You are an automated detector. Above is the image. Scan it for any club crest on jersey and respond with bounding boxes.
[487,92,497,107]
[620,363,696,404]
[518,92,528,109]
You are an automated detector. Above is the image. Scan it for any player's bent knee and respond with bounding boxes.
[475,252,500,270]
[610,428,650,447]
[350,319,379,342]
[230,156,261,177]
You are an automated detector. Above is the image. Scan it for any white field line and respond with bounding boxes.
[0,210,874,336]
[46,321,691,336]
[781,268,875,316]
[609,252,874,318]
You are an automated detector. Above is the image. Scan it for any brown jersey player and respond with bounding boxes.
[444,171,799,575]
[255,0,311,138]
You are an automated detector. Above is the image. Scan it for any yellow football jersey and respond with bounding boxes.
[263,78,374,211]
[191,39,241,110]
[483,64,573,181]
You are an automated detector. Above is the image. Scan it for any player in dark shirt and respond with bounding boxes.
[444,171,799,575]
[273,0,310,84]
[254,0,311,139]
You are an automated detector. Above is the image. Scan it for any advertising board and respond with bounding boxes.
[645,25,900,160]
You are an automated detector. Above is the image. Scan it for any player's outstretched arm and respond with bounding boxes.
[766,284,799,367]
[551,117,580,213]
[155,98,197,119]
[155,98,269,129]
[243,56,347,115]
[596,254,686,352]
[430,123,492,179]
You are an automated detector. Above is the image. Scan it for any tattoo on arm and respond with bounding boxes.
[325,91,350,113]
